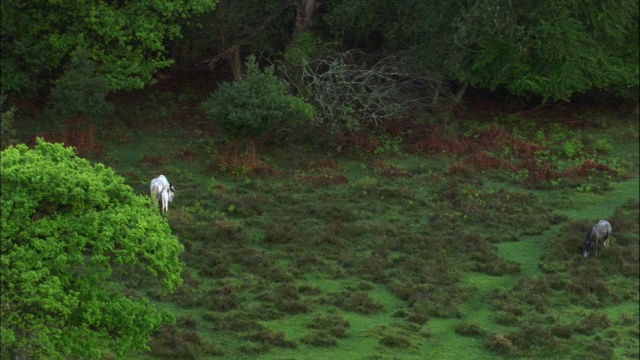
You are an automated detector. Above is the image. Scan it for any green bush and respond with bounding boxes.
[585,341,615,360]
[202,56,315,140]
[328,290,384,314]
[379,332,412,348]
[454,322,485,337]
[574,312,612,335]
[306,313,350,338]
[484,334,515,355]
[302,330,338,347]
[203,286,240,312]
[550,323,574,339]
[283,32,326,67]
[148,324,224,359]
[1,139,183,358]
[242,329,297,349]
[407,312,430,325]
[45,49,113,126]
[256,284,313,314]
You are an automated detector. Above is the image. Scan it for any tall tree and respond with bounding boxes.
[190,1,327,80]
[0,0,218,92]
[189,0,293,80]
[326,0,639,102]
[293,0,324,38]
[1,139,184,359]
[452,0,639,101]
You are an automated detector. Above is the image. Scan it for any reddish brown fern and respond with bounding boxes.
[463,152,514,171]
[562,159,617,178]
[369,160,412,177]
[32,116,103,157]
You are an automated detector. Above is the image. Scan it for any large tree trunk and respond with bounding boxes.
[226,45,243,81]
[170,41,193,71]
[293,0,322,38]
[10,348,29,360]
[198,3,292,78]
[432,79,443,107]
[453,82,468,104]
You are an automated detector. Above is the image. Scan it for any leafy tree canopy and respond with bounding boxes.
[0,0,218,92]
[45,49,114,126]
[184,0,291,59]
[0,139,184,358]
[327,0,639,102]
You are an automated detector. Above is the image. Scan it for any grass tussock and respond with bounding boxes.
[148,324,224,359]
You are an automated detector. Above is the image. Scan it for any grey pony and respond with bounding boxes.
[583,220,611,258]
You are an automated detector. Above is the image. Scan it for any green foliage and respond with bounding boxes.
[454,322,485,337]
[283,32,322,66]
[327,0,639,101]
[379,331,412,348]
[0,0,218,92]
[202,56,315,140]
[242,327,297,349]
[179,0,290,70]
[328,290,384,314]
[374,134,404,155]
[45,49,113,126]
[301,330,339,347]
[306,313,350,339]
[283,31,339,67]
[484,334,516,355]
[148,324,225,359]
[0,139,184,358]
[0,95,17,149]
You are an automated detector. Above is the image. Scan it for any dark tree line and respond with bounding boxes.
[1,0,638,104]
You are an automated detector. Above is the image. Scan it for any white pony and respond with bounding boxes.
[150,175,175,213]
[583,220,612,258]
[150,175,175,200]
[160,188,175,214]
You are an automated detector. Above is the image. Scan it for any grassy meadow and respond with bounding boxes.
[18,92,639,359]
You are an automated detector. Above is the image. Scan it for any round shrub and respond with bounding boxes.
[202,56,315,140]
[306,313,350,338]
[484,334,515,355]
[46,49,113,126]
[454,322,485,337]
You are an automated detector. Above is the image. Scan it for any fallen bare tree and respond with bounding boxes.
[278,50,453,143]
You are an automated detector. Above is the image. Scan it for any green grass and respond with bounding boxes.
[19,101,636,360]
[116,109,638,360]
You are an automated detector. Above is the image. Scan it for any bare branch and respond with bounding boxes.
[283,50,452,135]
[198,2,292,68]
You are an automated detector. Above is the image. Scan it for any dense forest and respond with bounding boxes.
[1,1,639,359]
[2,1,638,98]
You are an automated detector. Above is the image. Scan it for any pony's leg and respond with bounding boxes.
[162,194,168,214]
